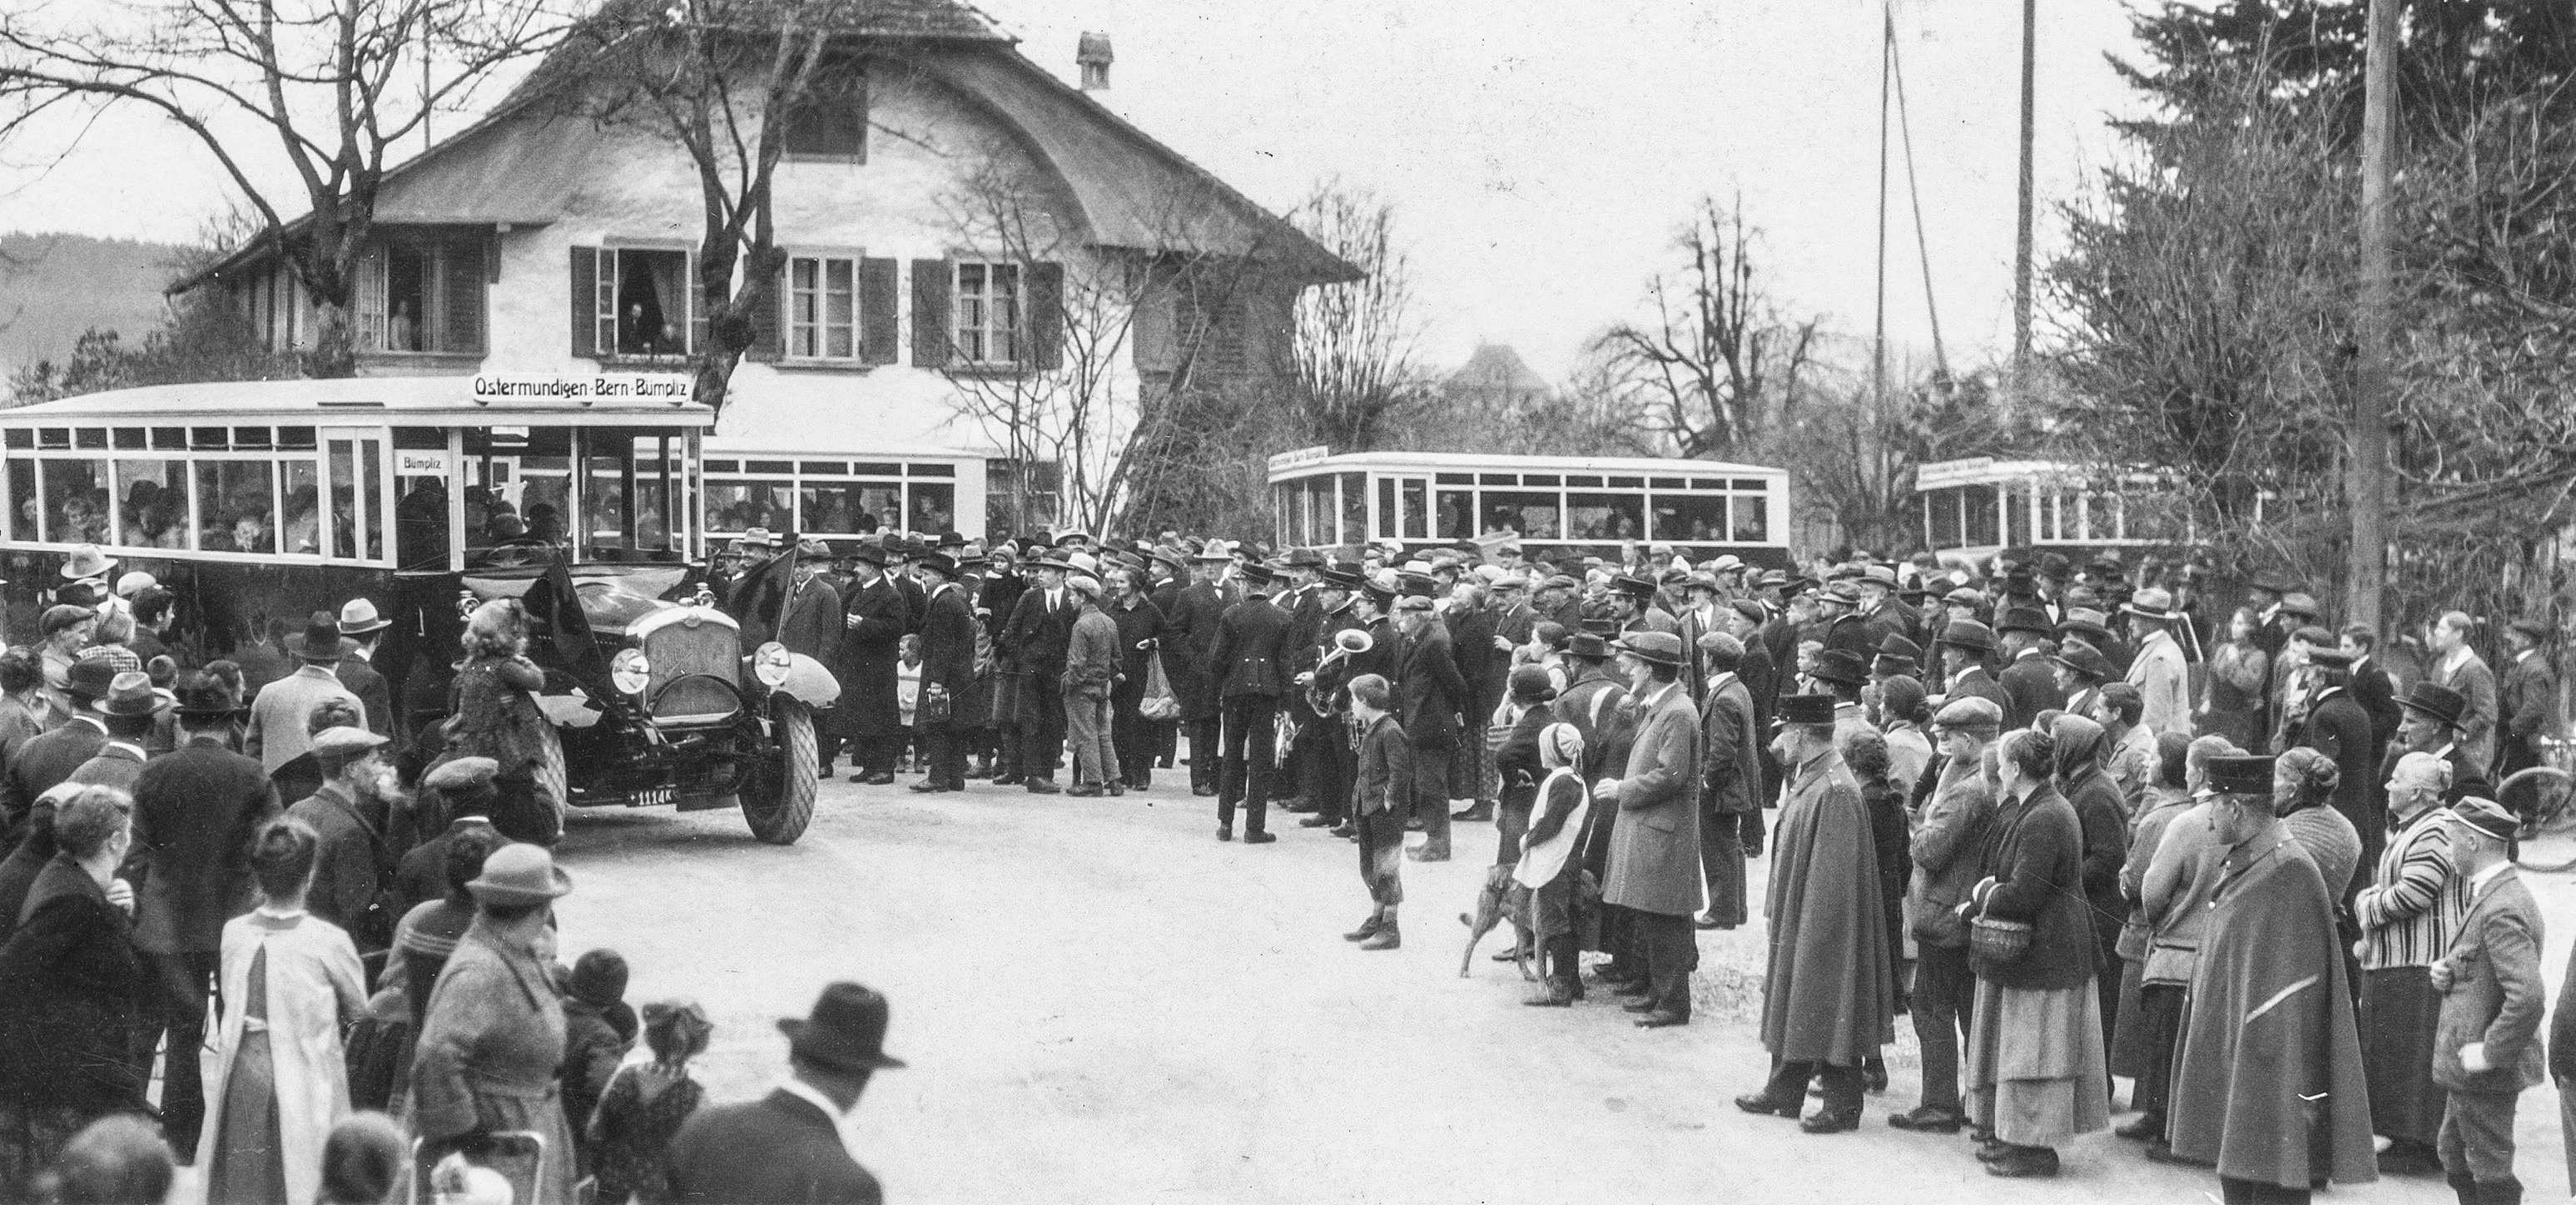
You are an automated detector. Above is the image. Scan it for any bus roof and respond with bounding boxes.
[1265,449,1784,481]
[0,375,715,429]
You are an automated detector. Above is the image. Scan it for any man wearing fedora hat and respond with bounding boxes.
[1993,607,2061,731]
[1000,547,1078,794]
[3,656,118,832]
[63,672,166,796]
[2430,797,2546,1205]
[669,982,901,1205]
[2296,649,2383,881]
[333,597,397,747]
[1394,592,1469,860]
[1938,621,2011,718]
[831,543,910,785]
[2122,588,2191,740]
[2388,682,2495,807]
[126,669,276,1161]
[1596,631,1703,1028]
[910,552,979,793]
[2167,755,2378,1200]
[1158,545,1231,797]
[1697,632,1760,930]
[246,612,365,775]
[1204,562,1291,841]
[413,843,579,1205]
[2052,644,2114,722]
[2495,618,2557,780]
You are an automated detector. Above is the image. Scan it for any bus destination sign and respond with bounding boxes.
[470,374,696,404]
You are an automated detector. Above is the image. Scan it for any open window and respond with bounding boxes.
[571,247,694,360]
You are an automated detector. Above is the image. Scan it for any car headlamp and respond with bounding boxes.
[612,647,651,696]
[752,642,792,688]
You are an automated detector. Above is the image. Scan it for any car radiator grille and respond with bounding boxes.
[645,622,742,723]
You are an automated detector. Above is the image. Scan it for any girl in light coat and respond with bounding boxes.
[199,817,368,1205]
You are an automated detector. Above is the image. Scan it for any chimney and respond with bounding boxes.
[1078,32,1113,92]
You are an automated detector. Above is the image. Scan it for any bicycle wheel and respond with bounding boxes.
[2502,767,2576,872]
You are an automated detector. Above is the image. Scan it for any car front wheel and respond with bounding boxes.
[740,697,818,845]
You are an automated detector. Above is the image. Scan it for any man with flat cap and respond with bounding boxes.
[2430,796,2547,1205]
[127,669,277,1162]
[288,726,399,956]
[395,756,501,914]
[670,983,901,1204]
[1596,631,1703,1028]
[1889,695,2001,1135]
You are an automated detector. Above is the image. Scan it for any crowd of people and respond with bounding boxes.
[746,525,2573,1200]
[0,544,905,1203]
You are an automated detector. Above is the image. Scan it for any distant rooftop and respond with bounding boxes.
[1445,344,1551,395]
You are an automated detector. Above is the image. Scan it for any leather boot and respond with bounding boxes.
[2484,1177,2524,1205]
[1343,915,1382,942]
[1357,919,1400,950]
[2449,1171,2479,1205]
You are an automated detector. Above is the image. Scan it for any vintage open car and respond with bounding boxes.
[0,374,836,843]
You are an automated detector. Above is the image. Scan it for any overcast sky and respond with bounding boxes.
[0,0,2147,381]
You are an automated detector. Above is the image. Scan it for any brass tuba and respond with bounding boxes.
[1306,627,1374,717]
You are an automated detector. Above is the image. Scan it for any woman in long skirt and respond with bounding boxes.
[1963,726,2110,1178]
[201,817,369,1205]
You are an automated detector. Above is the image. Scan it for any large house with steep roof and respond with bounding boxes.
[181,0,1353,537]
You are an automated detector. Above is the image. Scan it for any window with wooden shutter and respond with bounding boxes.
[911,259,949,368]
[785,255,860,360]
[443,240,484,353]
[1028,262,1065,370]
[859,258,897,364]
[570,246,598,358]
[949,260,1020,367]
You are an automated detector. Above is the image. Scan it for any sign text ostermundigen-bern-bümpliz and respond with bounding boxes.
[470,374,694,402]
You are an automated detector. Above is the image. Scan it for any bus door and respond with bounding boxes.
[319,428,391,565]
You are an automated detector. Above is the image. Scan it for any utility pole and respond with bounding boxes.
[2350,0,2396,630]
[2012,0,2036,370]
[1874,2,1892,409]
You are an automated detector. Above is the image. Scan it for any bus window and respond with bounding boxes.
[2002,487,2028,548]
[1485,489,1561,539]
[42,459,107,545]
[396,475,449,570]
[1731,493,1770,543]
[1435,489,1473,540]
[802,483,866,534]
[707,479,793,533]
[1963,484,1999,547]
[196,460,277,553]
[114,459,187,550]
[1375,479,1395,539]
[1655,494,1726,542]
[584,445,633,551]
[1399,479,1427,540]
[362,439,385,560]
[6,461,31,542]
[1565,493,1640,541]
[1339,474,1366,546]
[909,482,954,535]
[281,459,320,554]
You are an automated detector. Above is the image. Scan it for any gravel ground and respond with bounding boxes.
[502,767,2574,1204]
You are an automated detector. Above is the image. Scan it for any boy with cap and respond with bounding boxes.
[1345,673,1410,950]
[2430,796,2545,1205]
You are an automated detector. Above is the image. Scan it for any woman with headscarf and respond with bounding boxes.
[2276,746,2363,900]
[1962,726,2110,1178]
[412,843,578,1205]
[442,600,562,845]
[0,786,147,1200]
[2052,713,2129,1054]
[1515,722,1591,1008]
[199,818,369,1205]
[1839,725,1912,1095]
[588,1001,714,1204]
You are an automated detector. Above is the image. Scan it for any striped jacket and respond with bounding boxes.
[2354,807,2470,969]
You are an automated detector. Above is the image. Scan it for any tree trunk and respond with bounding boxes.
[303,300,359,379]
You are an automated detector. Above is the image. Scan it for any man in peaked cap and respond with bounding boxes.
[2429,796,2548,1205]
[287,725,397,954]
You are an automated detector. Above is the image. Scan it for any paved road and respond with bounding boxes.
[553,773,2569,1203]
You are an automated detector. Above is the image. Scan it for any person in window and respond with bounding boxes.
[389,300,420,353]
[524,503,565,546]
[57,495,99,545]
[283,485,321,555]
[232,513,273,555]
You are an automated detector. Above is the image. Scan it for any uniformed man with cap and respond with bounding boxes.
[1605,574,1676,638]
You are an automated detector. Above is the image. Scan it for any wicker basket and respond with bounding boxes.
[1969,915,2033,963]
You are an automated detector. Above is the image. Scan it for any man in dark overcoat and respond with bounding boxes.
[668,982,901,1205]
[335,597,397,747]
[126,671,276,1161]
[1937,621,2009,717]
[2167,755,2377,1200]
[2298,649,2382,890]
[1995,607,2063,731]
[2,657,114,830]
[1735,692,1896,1129]
[977,543,1027,781]
[1203,562,1290,843]
[285,726,397,956]
[1597,631,1703,1029]
[1162,548,1229,797]
[1394,593,1467,861]
[779,541,845,773]
[1695,632,1759,930]
[833,543,909,786]
[1001,550,1075,794]
[909,553,977,793]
